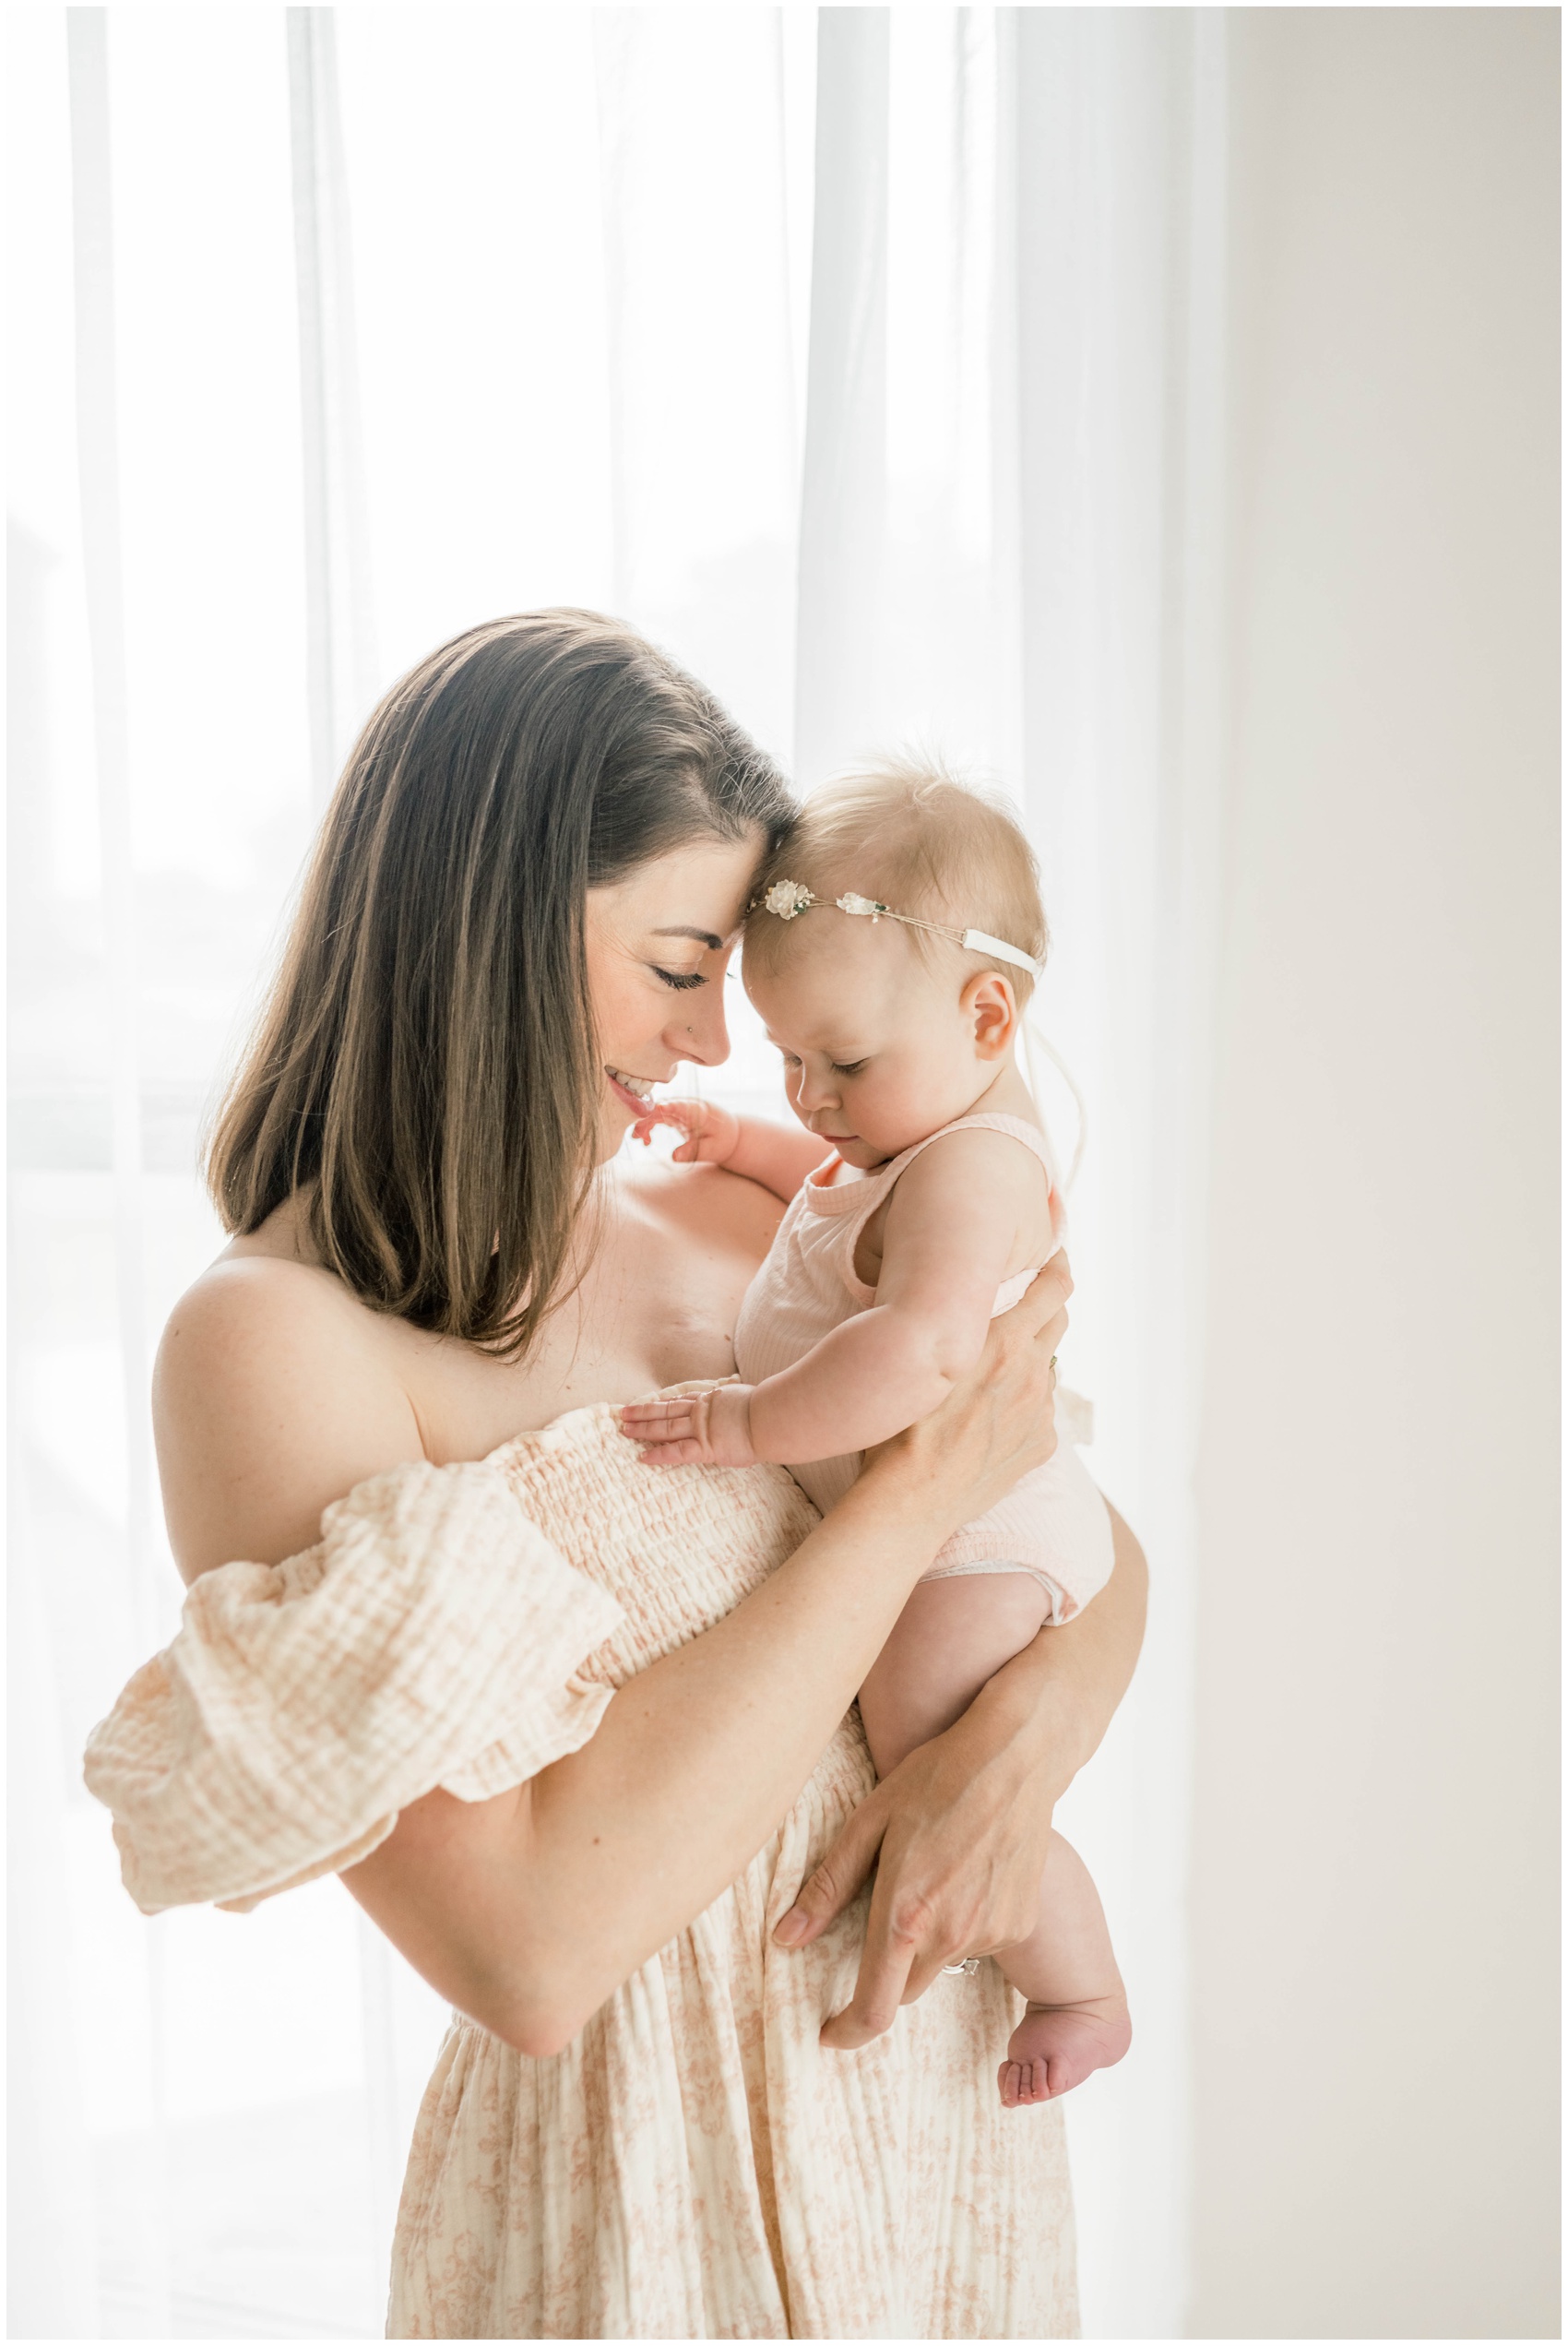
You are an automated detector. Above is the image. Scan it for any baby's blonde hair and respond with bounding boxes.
[747,756,1048,1006]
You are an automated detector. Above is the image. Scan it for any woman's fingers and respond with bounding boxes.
[1008,1250,1072,1338]
[818,1923,920,2049]
[821,1843,996,2047]
[812,1784,961,2047]
[817,1817,924,2045]
[773,1781,889,1949]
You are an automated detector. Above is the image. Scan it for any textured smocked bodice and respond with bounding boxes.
[84,1400,1077,2340]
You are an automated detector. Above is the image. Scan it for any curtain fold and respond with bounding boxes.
[66,8,160,1654]
[285,12,408,2280]
[795,6,889,787]
[287,6,377,805]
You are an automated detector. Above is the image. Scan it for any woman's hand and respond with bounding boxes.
[859,1252,1072,1539]
[775,1683,1062,2043]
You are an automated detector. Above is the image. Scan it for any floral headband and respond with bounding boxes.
[754,879,1042,979]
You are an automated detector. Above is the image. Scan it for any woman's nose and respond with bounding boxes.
[668,982,730,1069]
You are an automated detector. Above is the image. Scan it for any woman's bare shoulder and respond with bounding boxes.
[155,1247,426,1583]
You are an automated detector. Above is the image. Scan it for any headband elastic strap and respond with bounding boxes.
[757,881,1043,981]
[962,926,1039,976]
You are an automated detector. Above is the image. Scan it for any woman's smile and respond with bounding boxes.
[605,1065,661,1111]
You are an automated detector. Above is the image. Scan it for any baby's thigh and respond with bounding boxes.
[858,1573,1052,1778]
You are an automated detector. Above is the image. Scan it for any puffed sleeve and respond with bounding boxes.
[82,1460,624,1916]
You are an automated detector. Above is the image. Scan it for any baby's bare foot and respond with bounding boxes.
[997,1994,1132,2108]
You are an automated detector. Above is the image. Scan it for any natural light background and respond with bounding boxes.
[10,8,1226,2336]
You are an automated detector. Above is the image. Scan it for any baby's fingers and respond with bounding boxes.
[619,1407,696,1443]
[636,1439,707,1467]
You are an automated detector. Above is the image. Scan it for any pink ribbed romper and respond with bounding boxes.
[733,1112,1114,1622]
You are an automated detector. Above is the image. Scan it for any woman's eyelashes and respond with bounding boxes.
[653,966,707,992]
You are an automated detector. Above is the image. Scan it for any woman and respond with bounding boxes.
[88,613,1146,2340]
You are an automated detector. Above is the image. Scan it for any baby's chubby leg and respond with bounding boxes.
[858,1574,1131,2109]
[995,1837,1131,2108]
[857,1570,1054,1771]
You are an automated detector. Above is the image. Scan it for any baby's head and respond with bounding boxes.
[743,760,1048,1168]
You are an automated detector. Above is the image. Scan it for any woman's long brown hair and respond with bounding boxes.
[207,612,793,1356]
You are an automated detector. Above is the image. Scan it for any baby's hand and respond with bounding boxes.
[631,1095,742,1166]
[619,1384,758,1469]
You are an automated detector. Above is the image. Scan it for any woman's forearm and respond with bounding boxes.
[347,1450,967,2049]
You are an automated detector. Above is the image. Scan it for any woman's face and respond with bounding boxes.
[584,832,765,1163]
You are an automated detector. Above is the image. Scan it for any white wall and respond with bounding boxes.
[1191,12,1559,2338]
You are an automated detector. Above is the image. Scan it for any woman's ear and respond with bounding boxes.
[963,971,1018,1060]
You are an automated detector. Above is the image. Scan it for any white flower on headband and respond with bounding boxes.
[763,879,815,919]
[836,892,888,920]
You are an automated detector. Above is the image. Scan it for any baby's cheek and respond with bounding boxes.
[861,1073,925,1149]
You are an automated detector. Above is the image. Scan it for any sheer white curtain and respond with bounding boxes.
[8,10,1223,2336]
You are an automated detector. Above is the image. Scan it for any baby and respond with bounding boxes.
[620,764,1132,2108]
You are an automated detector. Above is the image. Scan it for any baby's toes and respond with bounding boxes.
[998,2054,1057,2108]
[1014,2057,1051,2105]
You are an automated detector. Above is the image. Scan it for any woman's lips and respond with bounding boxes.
[605,1066,659,1114]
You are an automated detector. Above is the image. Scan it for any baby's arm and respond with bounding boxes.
[632,1096,832,1203]
[623,1128,1035,1469]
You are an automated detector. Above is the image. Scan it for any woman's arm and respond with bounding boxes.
[776,1497,1147,2047]
[346,1450,1015,2052]
[160,1250,1070,2055]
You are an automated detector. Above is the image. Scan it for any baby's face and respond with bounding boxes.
[744,915,1007,1168]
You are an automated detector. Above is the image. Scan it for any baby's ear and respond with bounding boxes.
[963,970,1019,1057]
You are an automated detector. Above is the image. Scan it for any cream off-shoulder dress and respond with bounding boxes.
[84,1399,1079,2340]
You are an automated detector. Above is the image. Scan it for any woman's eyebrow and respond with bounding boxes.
[652,924,723,949]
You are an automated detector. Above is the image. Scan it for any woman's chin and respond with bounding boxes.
[593,1094,637,1162]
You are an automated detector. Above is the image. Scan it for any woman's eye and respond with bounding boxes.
[654,967,707,992]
